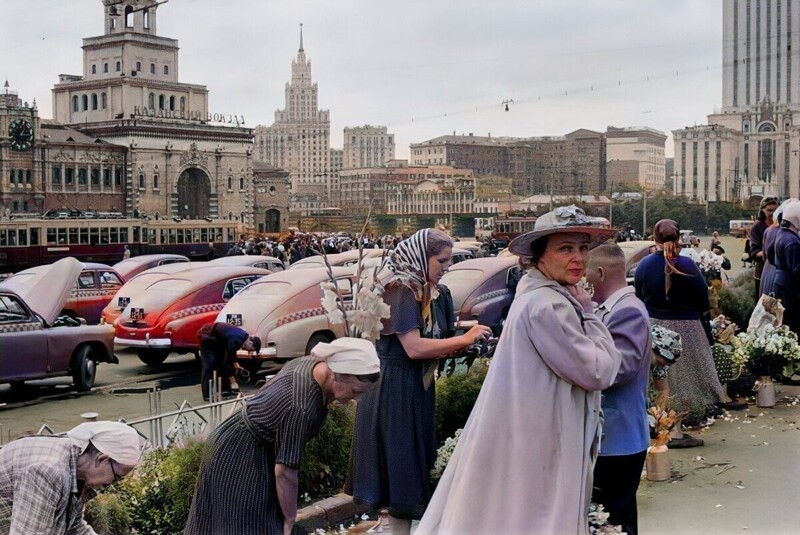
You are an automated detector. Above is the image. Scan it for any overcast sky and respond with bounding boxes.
[2,1,723,158]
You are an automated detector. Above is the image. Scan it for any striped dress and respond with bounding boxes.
[185,357,327,535]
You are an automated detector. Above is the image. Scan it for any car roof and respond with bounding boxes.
[208,255,283,266]
[444,255,518,275]
[141,266,271,290]
[81,262,114,270]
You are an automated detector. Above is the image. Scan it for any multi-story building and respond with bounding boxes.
[50,0,255,223]
[410,130,606,196]
[675,0,800,201]
[329,148,342,205]
[254,26,331,214]
[253,162,290,234]
[343,125,395,169]
[1,83,128,216]
[605,126,667,191]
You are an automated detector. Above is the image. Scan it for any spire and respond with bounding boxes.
[299,23,304,52]
[3,79,8,95]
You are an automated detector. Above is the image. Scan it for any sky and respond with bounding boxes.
[1,0,724,159]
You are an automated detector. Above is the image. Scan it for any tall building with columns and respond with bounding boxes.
[254,26,331,215]
[674,0,800,202]
[49,0,255,224]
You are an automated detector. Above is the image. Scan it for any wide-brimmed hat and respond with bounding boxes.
[508,205,615,257]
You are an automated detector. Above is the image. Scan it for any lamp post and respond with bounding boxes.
[642,191,648,237]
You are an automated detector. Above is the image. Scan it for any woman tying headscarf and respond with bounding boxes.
[415,206,621,535]
[347,229,492,535]
[185,338,381,535]
[634,220,738,447]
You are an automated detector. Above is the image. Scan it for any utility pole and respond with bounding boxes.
[642,192,647,237]
[608,181,613,225]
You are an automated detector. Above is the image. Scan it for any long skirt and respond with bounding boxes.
[348,354,436,520]
[184,411,283,535]
[653,318,724,424]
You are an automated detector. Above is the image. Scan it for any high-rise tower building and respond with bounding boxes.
[254,25,331,215]
[723,0,800,113]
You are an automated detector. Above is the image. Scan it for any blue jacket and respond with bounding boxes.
[595,287,651,456]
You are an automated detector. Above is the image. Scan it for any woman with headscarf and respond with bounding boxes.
[751,196,779,295]
[416,206,622,535]
[347,229,492,535]
[634,220,738,446]
[185,338,381,535]
[773,202,800,335]
[0,421,143,534]
[761,199,799,297]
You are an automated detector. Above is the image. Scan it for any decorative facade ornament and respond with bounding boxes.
[51,150,75,162]
[180,143,208,167]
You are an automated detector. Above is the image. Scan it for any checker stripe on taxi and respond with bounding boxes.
[0,322,44,333]
[474,289,510,303]
[169,303,226,320]
[275,303,355,327]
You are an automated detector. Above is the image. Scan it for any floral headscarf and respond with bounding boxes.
[651,325,682,363]
[385,228,431,299]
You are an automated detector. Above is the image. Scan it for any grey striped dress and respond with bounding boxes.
[185,357,327,535]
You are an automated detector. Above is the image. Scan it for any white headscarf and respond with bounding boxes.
[67,422,145,466]
[311,337,380,375]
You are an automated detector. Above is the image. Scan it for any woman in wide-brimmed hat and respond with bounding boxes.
[751,196,780,295]
[417,205,622,535]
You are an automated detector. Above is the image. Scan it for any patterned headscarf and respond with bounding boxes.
[651,325,682,363]
[652,219,686,294]
[385,229,433,300]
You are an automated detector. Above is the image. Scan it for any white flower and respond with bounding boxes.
[320,282,344,324]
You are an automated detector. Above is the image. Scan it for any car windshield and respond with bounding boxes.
[236,281,293,299]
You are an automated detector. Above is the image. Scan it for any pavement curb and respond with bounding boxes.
[296,493,370,531]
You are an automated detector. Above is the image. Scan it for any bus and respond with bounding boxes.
[729,219,754,238]
[0,215,244,272]
[492,217,538,242]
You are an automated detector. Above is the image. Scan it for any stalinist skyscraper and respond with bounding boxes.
[254,25,331,216]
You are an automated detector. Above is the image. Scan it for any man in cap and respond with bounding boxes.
[0,421,143,534]
[585,243,651,535]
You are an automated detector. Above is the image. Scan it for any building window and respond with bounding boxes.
[101,92,107,109]
[82,94,88,111]
[78,168,88,185]
[91,168,100,186]
[103,168,111,187]
[110,17,116,30]
[240,176,245,190]
[104,63,108,73]
[148,92,155,109]
[150,63,156,74]
[91,64,97,74]
[125,6,134,27]
[52,166,62,186]
[143,8,150,29]
[180,96,185,111]
[158,94,165,109]
[72,95,79,112]
[139,173,145,189]
[153,174,159,189]
[116,61,121,72]
[136,61,141,71]
[228,176,233,190]
[169,95,175,111]
[91,94,98,110]
[114,168,122,186]
[65,168,74,185]
[164,65,169,75]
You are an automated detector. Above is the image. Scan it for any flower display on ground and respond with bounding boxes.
[732,324,800,377]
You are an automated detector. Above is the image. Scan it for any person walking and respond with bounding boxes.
[347,229,492,535]
[122,245,131,260]
[585,243,651,535]
[416,206,621,535]
[197,322,260,401]
[0,421,143,534]
[750,196,779,295]
[185,338,381,535]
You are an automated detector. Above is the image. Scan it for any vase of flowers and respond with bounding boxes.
[732,325,800,407]
[645,391,679,482]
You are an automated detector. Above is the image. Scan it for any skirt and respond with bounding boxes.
[184,411,283,535]
[652,318,724,424]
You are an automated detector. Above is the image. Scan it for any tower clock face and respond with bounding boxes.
[8,119,33,151]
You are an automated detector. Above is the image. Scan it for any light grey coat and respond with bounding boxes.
[417,268,621,535]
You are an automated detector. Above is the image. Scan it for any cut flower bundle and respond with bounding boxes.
[731,324,800,377]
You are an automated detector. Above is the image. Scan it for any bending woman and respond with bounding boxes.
[185,338,380,535]
[348,229,492,535]
[416,206,621,535]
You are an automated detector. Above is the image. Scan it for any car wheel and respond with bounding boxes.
[137,348,170,367]
[305,333,331,355]
[72,345,97,392]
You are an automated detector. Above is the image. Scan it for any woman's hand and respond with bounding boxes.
[568,284,594,313]
[463,324,492,345]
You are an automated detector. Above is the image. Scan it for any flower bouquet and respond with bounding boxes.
[645,390,680,481]
[732,325,800,407]
[696,249,724,285]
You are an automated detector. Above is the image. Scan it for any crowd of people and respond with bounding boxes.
[4,198,800,535]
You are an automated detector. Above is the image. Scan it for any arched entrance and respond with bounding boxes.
[265,209,281,233]
[177,168,210,219]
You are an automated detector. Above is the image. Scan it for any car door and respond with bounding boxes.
[73,270,98,321]
[0,294,48,382]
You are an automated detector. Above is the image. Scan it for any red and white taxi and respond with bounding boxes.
[8,262,125,325]
[113,266,270,366]
[113,254,190,281]
[216,267,355,375]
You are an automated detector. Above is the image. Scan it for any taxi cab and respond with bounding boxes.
[113,266,270,366]
[217,267,355,375]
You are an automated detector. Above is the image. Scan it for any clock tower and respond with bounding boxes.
[0,80,42,214]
